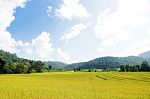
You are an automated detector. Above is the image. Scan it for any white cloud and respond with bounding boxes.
[61,23,88,43]
[147,28,150,37]
[55,0,90,20]
[16,32,54,61]
[57,48,70,63]
[47,6,52,17]
[0,0,27,53]
[94,0,150,56]
[0,31,17,52]
[0,0,55,61]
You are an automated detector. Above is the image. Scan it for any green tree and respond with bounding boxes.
[33,61,45,72]
[15,63,28,74]
[0,58,6,73]
[140,61,150,71]
[48,65,52,70]
[120,65,125,72]
[125,64,130,72]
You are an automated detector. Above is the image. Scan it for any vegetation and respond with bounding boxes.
[66,56,150,70]
[44,61,67,71]
[0,50,150,98]
[0,50,46,74]
[120,61,150,72]
[44,61,67,68]
[0,72,149,99]
[1,50,150,73]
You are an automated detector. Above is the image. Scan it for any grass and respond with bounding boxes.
[0,72,150,99]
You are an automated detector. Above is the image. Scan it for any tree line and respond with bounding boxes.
[0,50,47,74]
[120,61,150,72]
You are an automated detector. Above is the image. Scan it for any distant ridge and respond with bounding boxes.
[139,51,150,59]
[44,61,67,68]
[66,56,150,69]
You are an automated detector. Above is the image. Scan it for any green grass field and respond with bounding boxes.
[0,72,149,99]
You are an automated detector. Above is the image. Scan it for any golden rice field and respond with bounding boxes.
[0,72,150,99]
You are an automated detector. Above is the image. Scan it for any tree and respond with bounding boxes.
[125,64,130,72]
[33,61,46,72]
[136,65,140,71]
[88,69,91,72]
[21,59,31,73]
[120,65,125,72]
[0,50,49,74]
[0,58,6,73]
[49,65,52,70]
[130,65,136,72]
[15,63,28,74]
[73,68,81,72]
[140,61,150,71]
[73,68,77,72]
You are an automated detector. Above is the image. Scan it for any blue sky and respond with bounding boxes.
[0,0,150,63]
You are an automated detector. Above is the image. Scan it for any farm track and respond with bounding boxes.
[95,73,150,82]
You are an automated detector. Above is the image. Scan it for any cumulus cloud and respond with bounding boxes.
[57,48,70,63]
[0,0,55,61]
[94,0,150,56]
[61,23,88,43]
[0,0,27,52]
[47,6,52,17]
[16,32,54,61]
[0,31,17,53]
[55,0,90,20]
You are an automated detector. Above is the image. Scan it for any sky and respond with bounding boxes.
[0,0,150,64]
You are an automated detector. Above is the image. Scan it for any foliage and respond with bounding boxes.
[73,68,81,72]
[0,50,46,74]
[67,56,150,70]
[120,61,150,72]
[140,61,150,71]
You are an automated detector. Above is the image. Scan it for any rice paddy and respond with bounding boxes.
[0,72,149,99]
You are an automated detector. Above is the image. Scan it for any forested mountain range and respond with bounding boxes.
[66,56,150,69]
[0,50,150,73]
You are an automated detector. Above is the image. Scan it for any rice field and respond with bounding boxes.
[0,72,149,99]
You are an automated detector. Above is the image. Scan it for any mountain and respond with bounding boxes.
[139,51,150,59]
[44,61,67,68]
[66,56,149,69]
[1,49,150,71]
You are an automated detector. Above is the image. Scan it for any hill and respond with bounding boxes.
[1,49,150,71]
[139,51,150,59]
[0,50,45,74]
[44,61,67,68]
[66,56,149,70]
